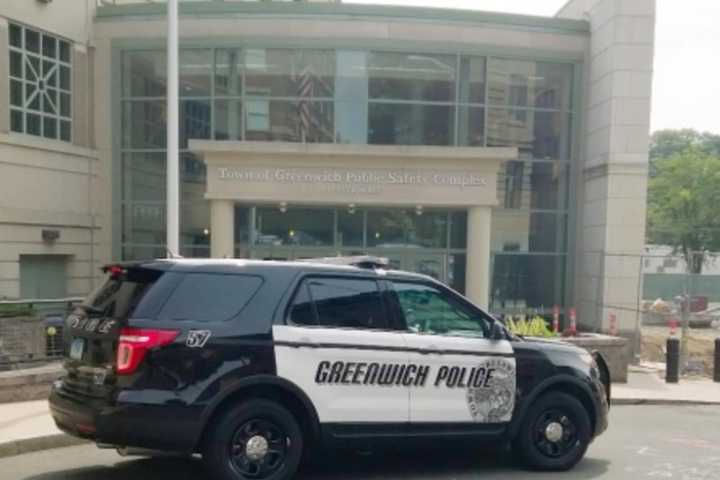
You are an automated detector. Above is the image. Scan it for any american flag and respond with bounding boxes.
[296,64,314,143]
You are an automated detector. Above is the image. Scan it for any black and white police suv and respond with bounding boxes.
[49,257,610,480]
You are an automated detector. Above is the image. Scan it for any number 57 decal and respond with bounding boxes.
[186,330,212,348]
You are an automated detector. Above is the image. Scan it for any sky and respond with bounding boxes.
[346,0,720,134]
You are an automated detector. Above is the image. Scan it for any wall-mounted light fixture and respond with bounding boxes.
[279,202,288,213]
[348,203,356,215]
[415,205,424,216]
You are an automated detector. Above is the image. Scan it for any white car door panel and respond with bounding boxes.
[274,325,410,423]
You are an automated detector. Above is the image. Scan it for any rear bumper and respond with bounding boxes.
[49,380,203,453]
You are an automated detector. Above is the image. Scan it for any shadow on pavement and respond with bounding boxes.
[21,448,610,480]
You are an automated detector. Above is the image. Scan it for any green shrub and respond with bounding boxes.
[506,315,558,338]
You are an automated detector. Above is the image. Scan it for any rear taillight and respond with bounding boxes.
[116,328,179,375]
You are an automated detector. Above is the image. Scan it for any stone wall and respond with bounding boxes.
[0,316,48,365]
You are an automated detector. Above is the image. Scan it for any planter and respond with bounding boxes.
[558,334,630,383]
[527,334,631,383]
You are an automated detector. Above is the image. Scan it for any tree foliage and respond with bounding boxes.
[650,129,720,174]
[647,147,720,273]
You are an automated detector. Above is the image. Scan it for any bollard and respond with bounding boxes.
[715,338,720,383]
[666,337,680,383]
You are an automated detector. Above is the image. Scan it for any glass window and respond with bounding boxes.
[180,49,212,97]
[334,100,367,144]
[368,103,454,146]
[486,109,572,161]
[458,106,485,146]
[490,254,566,313]
[367,210,412,248]
[338,210,364,247]
[159,273,263,322]
[459,56,486,104]
[85,267,165,321]
[122,152,165,203]
[9,24,71,141]
[122,50,166,98]
[255,208,334,247]
[491,211,567,253]
[215,48,242,97]
[497,161,568,210]
[393,282,490,337]
[487,59,573,111]
[214,99,243,140]
[180,99,211,148]
[449,211,467,249]
[122,100,166,149]
[368,52,456,102]
[301,277,387,329]
[244,48,335,98]
[289,281,315,326]
[245,100,333,143]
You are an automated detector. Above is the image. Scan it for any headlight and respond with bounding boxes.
[578,351,597,368]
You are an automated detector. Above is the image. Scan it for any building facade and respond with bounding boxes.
[0,0,655,334]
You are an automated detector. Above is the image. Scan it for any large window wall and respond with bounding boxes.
[119,46,575,314]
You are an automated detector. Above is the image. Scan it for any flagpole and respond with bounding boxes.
[166,0,180,257]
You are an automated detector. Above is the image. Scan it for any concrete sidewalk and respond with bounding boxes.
[613,366,720,405]
[1,368,719,458]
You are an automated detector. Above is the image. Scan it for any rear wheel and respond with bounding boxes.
[514,392,591,471]
[202,400,303,480]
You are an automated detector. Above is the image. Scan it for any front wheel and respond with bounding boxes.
[202,399,304,480]
[514,392,592,471]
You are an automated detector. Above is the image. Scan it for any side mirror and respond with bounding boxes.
[490,321,506,341]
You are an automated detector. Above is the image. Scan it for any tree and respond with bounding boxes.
[650,129,720,174]
[647,147,720,273]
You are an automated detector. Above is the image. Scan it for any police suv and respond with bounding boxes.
[49,257,610,480]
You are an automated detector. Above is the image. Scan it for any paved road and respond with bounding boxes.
[2,405,720,480]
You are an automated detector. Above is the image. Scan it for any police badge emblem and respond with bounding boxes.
[466,358,516,423]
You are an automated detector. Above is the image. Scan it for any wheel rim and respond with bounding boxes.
[532,409,579,459]
[229,418,289,479]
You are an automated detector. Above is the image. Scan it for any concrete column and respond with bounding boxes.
[465,206,492,309]
[210,199,235,258]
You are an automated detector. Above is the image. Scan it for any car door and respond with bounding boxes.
[273,275,410,424]
[389,280,516,424]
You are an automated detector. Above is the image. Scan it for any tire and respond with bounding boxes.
[202,399,304,480]
[513,392,592,471]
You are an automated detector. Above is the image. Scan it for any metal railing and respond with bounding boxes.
[0,298,83,370]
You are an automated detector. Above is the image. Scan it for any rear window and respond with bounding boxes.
[84,267,163,320]
[158,273,263,322]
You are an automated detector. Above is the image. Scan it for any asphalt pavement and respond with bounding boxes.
[1,405,719,480]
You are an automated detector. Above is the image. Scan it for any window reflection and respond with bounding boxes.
[255,208,334,247]
[491,254,565,312]
[368,52,456,102]
[487,109,572,160]
[491,211,566,253]
[487,59,573,110]
[368,103,454,146]
[245,100,333,143]
[497,161,568,210]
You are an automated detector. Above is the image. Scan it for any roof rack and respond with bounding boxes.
[297,255,390,270]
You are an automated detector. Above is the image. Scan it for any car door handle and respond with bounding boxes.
[298,337,318,349]
[419,345,439,355]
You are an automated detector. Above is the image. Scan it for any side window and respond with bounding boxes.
[288,277,388,330]
[393,282,490,338]
[289,281,315,326]
[158,273,262,322]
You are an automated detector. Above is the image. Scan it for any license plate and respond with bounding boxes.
[69,338,85,360]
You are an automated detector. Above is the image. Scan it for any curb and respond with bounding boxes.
[0,434,89,459]
[612,398,720,406]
